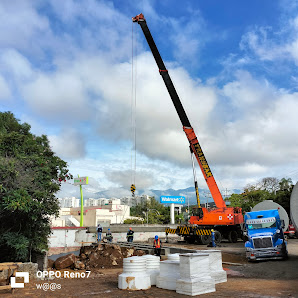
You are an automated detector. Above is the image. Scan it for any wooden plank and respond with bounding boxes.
[0,285,11,290]
[0,265,18,270]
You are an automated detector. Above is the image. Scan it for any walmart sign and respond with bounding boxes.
[160,196,186,204]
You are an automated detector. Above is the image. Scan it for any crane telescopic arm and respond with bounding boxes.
[132,13,226,209]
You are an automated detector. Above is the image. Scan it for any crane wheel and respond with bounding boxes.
[214,231,222,244]
[228,230,238,243]
[201,235,211,245]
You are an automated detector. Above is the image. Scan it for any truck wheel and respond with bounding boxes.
[282,242,288,260]
[201,235,211,245]
[228,230,238,243]
[214,231,222,244]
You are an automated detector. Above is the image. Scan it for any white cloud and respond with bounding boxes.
[239,15,298,66]
[0,1,50,54]
[0,75,11,100]
[1,49,34,81]
[49,129,86,159]
[22,71,91,121]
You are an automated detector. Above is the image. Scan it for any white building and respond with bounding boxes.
[51,201,133,227]
[120,195,151,207]
[84,198,100,207]
[58,197,80,208]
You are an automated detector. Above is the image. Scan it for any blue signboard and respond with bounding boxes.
[160,196,186,204]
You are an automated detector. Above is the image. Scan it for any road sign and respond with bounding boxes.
[160,196,185,204]
[74,177,89,186]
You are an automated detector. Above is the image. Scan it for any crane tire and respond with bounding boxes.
[214,231,222,244]
[228,230,238,243]
[201,235,211,245]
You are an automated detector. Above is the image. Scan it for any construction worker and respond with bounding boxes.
[127,227,134,243]
[153,235,162,256]
[106,228,113,243]
[96,223,102,242]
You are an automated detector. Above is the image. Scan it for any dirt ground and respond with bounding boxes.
[2,239,298,298]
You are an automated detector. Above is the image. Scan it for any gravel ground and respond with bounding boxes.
[2,239,298,297]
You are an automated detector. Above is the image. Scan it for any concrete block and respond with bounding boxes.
[211,270,227,284]
[118,272,151,290]
[179,253,210,279]
[156,275,177,291]
[118,256,151,290]
[167,253,180,261]
[143,255,160,286]
[156,260,180,290]
[17,263,38,279]
[159,260,180,277]
[176,276,216,296]
[197,250,227,284]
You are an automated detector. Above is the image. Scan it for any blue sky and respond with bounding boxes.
[1,0,298,200]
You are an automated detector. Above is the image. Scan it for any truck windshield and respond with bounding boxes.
[247,222,276,229]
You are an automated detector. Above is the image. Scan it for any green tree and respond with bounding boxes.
[272,178,293,215]
[228,189,270,212]
[130,197,170,224]
[123,218,144,224]
[226,177,293,215]
[0,112,72,262]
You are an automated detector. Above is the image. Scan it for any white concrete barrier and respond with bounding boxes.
[118,256,151,290]
[176,253,216,296]
[197,250,227,283]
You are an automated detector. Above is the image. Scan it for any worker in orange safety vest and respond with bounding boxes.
[153,235,162,256]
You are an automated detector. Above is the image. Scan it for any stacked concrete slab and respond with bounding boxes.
[198,250,227,284]
[167,253,180,261]
[176,253,216,296]
[156,260,180,290]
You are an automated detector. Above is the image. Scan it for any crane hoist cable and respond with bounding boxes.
[130,21,137,197]
[190,146,203,219]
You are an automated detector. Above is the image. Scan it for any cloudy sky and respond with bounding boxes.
[1,0,298,200]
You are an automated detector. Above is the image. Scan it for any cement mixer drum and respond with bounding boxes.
[252,200,289,232]
[290,182,298,231]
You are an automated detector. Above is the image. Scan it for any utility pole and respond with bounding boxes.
[188,196,189,219]
[223,188,230,199]
[74,175,89,227]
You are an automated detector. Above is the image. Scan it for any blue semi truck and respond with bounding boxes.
[244,209,288,261]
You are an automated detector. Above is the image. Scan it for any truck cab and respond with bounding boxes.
[244,209,288,261]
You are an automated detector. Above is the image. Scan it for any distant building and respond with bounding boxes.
[120,195,151,207]
[51,200,134,227]
[58,197,80,208]
[52,195,152,227]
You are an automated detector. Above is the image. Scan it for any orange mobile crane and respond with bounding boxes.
[133,14,244,244]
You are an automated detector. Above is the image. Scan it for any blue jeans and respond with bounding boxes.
[128,237,133,242]
[97,232,102,242]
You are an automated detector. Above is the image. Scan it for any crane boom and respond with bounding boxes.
[133,13,226,209]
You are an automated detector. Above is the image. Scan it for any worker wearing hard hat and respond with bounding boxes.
[153,235,162,257]
[127,227,134,243]
[106,228,113,243]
